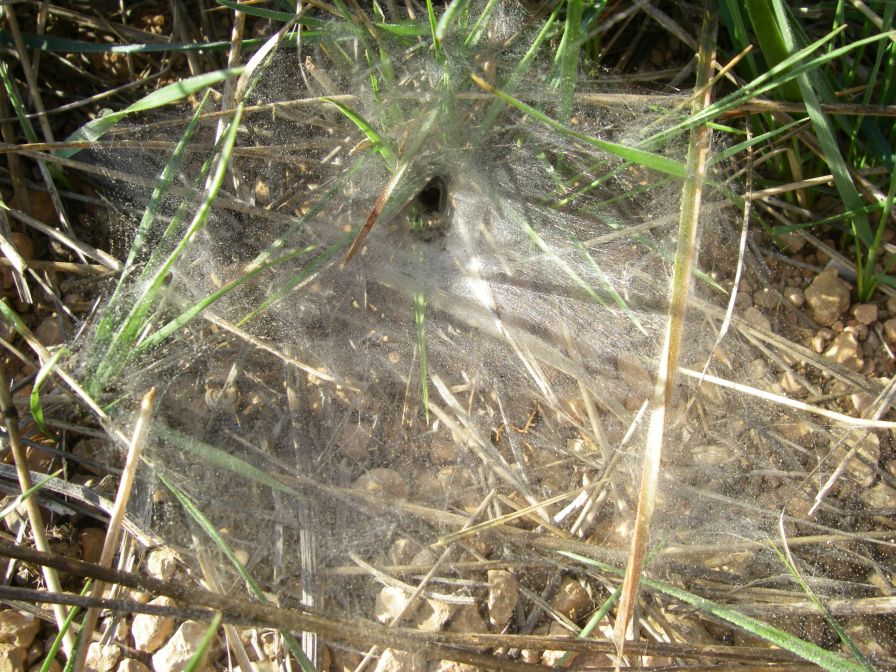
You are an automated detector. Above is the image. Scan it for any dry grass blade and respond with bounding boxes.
[612,5,717,659]
[69,387,156,672]
[0,359,74,655]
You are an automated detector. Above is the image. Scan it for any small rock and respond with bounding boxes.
[79,528,105,565]
[542,621,575,667]
[373,650,423,672]
[352,468,408,498]
[551,577,591,621]
[742,306,771,332]
[374,586,416,624]
[779,232,806,253]
[783,286,804,307]
[387,538,418,566]
[85,643,121,672]
[752,287,779,309]
[805,267,851,325]
[779,370,804,395]
[447,606,488,636]
[887,296,896,315]
[0,610,40,648]
[29,660,60,672]
[152,621,219,672]
[433,661,478,672]
[852,303,878,325]
[144,547,179,582]
[883,317,896,344]
[414,599,454,632]
[812,328,835,353]
[824,332,864,371]
[860,482,894,510]
[616,353,652,410]
[486,570,518,628]
[116,662,149,672]
[132,596,176,653]
[430,438,459,465]
[33,316,63,347]
[0,643,26,672]
[851,392,875,415]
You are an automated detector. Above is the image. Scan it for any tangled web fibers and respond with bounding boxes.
[77,1,870,657]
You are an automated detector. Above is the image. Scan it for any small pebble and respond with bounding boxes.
[783,287,804,307]
[824,331,864,371]
[852,303,878,325]
[804,267,851,325]
[883,317,896,344]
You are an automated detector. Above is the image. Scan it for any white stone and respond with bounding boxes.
[486,570,518,628]
[144,547,179,582]
[805,267,850,325]
[824,331,863,371]
[116,660,150,672]
[132,596,175,653]
[85,643,121,672]
[0,611,40,648]
[151,621,218,672]
[374,586,415,624]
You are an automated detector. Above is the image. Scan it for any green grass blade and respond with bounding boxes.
[471,75,686,178]
[560,551,868,672]
[475,3,562,143]
[137,245,315,351]
[181,612,222,672]
[41,581,88,672]
[92,106,243,391]
[59,68,243,158]
[553,0,584,122]
[92,92,212,349]
[425,0,443,60]
[216,0,297,22]
[559,585,621,666]
[463,0,500,47]
[767,0,872,298]
[0,470,62,520]
[0,59,38,143]
[744,0,802,100]
[323,98,397,171]
[158,426,305,500]
[159,474,316,672]
[30,347,67,438]
[436,0,472,42]
[770,542,874,671]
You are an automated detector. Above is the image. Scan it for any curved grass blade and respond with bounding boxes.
[436,0,473,43]
[323,98,397,171]
[157,425,305,500]
[425,0,443,61]
[771,535,874,672]
[59,69,243,158]
[553,0,584,122]
[472,76,686,178]
[92,91,212,349]
[137,245,315,351]
[91,106,243,391]
[182,612,223,672]
[0,469,62,520]
[30,347,67,438]
[159,475,315,672]
[561,551,868,672]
